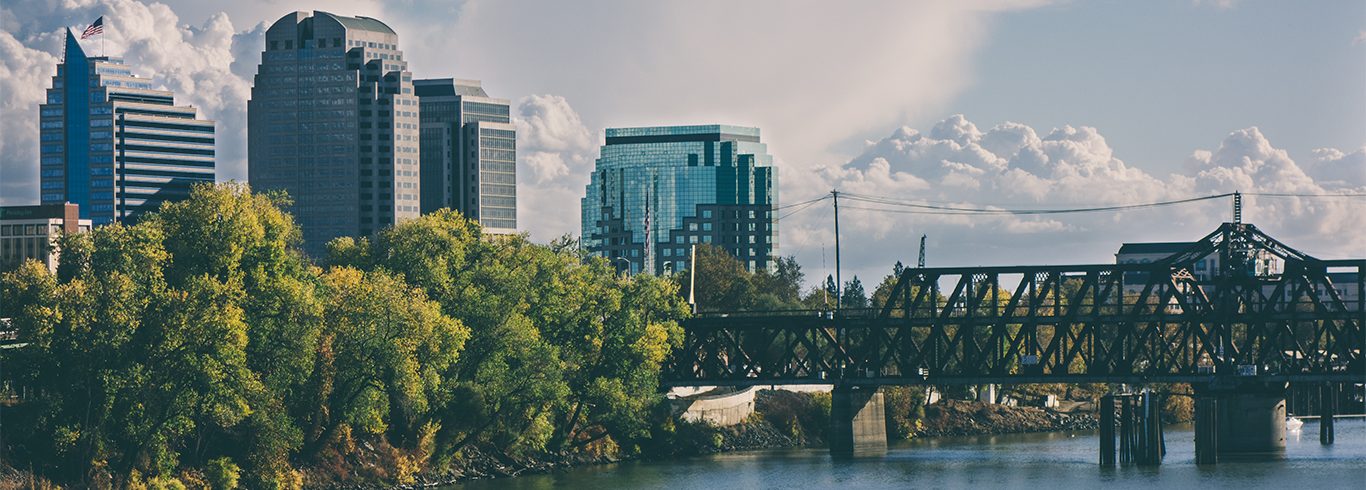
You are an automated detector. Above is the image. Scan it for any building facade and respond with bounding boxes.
[581,125,777,275]
[0,204,90,273]
[247,11,419,256]
[415,78,516,233]
[39,30,215,225]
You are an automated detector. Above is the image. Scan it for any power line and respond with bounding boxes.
[839,192,1235,215]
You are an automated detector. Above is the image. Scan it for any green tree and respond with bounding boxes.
[842,276,868,309]
[314,267,468,444]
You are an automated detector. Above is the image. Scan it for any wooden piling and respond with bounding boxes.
[1195,397,1217,464]
[1320,383,1335,445]
[1120,396,1133,463]
[1100,396,1116,465]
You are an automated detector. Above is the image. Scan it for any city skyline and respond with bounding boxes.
[1,1,1362,284]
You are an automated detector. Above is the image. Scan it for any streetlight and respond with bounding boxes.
[613,257,631,277]
[663,261,674,275]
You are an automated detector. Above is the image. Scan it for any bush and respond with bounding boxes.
[205,458,240,490]
[883,387,926,440]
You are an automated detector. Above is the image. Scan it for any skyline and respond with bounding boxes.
[1,0,1362,286]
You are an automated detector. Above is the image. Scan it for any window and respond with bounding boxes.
[270,40,278,50]
[703,210,712,218]
[677,248,685,257]
[689,236,698,244]
[47,93,62,104]
[663,248,672,257]
[675,236,683,244]
[688,223,698,231]
[702,223,712,231]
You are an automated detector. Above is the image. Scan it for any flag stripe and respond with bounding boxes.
[81,17,103,39]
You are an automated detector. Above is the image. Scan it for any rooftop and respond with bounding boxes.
[605,125,761,145]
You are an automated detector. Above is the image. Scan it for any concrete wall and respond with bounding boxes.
[670,386,757,427]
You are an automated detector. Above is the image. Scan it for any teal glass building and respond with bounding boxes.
[39,30,216,225]
[581,125,777,275]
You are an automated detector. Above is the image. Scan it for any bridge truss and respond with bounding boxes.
[662,223,1364,386]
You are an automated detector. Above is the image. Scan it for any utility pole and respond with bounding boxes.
[832,189,842,310]
[689,244,697,315]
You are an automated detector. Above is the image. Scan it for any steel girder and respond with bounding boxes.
[661,223,1364,387]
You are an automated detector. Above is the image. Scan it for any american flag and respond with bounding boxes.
[81,17,103,39]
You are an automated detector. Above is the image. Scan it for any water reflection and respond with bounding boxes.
[451,419,1366,490]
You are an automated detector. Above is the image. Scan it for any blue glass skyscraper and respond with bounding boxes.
[38,29,216,225]
[581,125,777,275]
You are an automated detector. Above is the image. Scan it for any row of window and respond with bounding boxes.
[0,225,55,236]
[262,74,356,85]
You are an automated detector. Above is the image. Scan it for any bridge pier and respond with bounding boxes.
[1196,383,1286,459]
[830,385,887,455]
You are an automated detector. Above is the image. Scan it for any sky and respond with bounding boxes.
[1,0,1362,290]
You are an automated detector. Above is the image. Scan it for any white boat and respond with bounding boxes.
[1286,417,1303,431]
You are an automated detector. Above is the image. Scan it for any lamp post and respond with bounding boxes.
[614,257,631,277]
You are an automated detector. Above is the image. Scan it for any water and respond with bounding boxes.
[451,419,1365,490]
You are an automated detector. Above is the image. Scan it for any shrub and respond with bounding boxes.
[205,458,240,490]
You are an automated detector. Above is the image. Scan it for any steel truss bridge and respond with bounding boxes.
[662,223,1365,387]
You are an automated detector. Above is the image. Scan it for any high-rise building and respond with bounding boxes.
[247,11,420,256]
[415,79,517,233]
[39,30,216,225]
[581,125,777,275]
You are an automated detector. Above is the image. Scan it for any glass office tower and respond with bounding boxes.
[247,11,418,257]
[415,78,516,233]
[581,125,777,275]
[39,29,216,225]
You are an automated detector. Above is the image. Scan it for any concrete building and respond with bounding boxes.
[247,11,419,256]
[0,204,90,272]
[581,125,777,275]
[39,30,215,225]
[1115,241,1356,307]
[414,78,516,233]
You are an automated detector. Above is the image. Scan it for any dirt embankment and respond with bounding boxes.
[916,399,1098,437]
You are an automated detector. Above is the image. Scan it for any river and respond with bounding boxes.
[450,419,1364,489]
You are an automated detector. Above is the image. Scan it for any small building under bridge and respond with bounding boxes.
[662,221,1364,461]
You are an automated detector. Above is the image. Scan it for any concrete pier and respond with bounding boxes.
[1212,391,1286,457]
[830,386,887,454]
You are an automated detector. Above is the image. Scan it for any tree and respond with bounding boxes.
[314,267,468,444]
[842,276,868,309]
[674,243,755,312]
[4,220,258,484]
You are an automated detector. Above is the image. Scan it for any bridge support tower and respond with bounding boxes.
[1195,382,1287,461]
[830,385,887,455]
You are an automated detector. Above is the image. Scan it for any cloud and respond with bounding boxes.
[0,30,59,203]
[774,115,1365,281]
[1354,30,1366,46]
[512,94,600,243]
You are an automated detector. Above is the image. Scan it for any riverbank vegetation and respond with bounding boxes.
[1,183,689,490]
